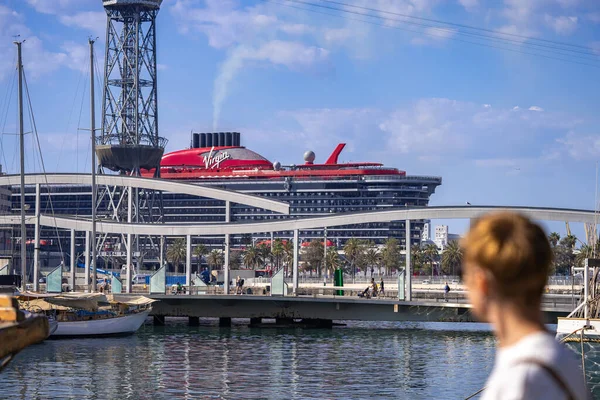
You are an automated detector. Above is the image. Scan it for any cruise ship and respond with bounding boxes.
[2,132,441,270]
[139,132,441,245]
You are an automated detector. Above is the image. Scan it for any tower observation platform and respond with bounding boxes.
[100,0,166,175]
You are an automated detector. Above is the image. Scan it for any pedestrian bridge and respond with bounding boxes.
[138,294,569,326]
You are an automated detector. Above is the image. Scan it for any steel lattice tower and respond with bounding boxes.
[95,0,167,280]
[99,0,166,175]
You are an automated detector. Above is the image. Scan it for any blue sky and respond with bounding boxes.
[0,0,599,238]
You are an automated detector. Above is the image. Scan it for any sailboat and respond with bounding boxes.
[556,258,600,342]
[13,40,154,338]
[18,292,153,337]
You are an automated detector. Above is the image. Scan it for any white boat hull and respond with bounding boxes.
[556,317,600,340]
[51,310,151,337]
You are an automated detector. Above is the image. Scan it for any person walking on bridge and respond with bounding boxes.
[444,282,450,302]
[462,212,590,400]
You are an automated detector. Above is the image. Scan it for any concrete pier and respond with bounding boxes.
[219,317,231,327]
[189,316,199,326]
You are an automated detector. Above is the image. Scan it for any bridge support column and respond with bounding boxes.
[249,317,262,326]
[84,231,90,292]
[189,316,199,326]
[33,183,40,292]
[219,317,231,327]
[186,234,191,293]
[224,201,230,295]
[70,229,76,292]
[126,186,132,294]
[153,315,165,326]
[405,219,412,301]
[293,229,299,295]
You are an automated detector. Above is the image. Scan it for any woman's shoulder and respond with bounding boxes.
[486,333,588,400]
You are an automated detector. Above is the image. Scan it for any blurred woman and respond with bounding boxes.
[461,212,590,400]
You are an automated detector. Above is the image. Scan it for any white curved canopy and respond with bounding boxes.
[0,206,593,236]
[0,173,289,214]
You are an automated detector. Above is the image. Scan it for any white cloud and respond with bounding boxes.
[25,0,95,15]
[544,15,578,35]
[267,98,586,166]
[458,0,478,11]
[411,27,457,45]
[528,106,544,111]
[0,6,74,80]
[557,132,600,160]
[323,28,354,44]
[59,11,106,38]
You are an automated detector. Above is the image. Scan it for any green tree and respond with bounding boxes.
[207,249,224,270]
[548,232,561,248]
[229,250,242,270]
[423,243,439,277]
[344,238,364,280]
[364,247,380,277]
[282,240,294,276]
[272,238,284,270]
[555,235,577,275]
[256,243,271,269]
[243,246,261,270]
[325,247,341,277]
[304,240,325,277]
[381,238,401,275]
[411,244,426,275]
[166,238,186,274]
[193,244,208,273]
[441,240,463,276]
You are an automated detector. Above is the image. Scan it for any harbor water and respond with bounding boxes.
[3,320,599,399]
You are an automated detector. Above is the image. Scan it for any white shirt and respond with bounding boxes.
[482,331,591,400]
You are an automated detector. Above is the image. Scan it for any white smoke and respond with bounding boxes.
[212,46,248,131]
[212,41,330,131]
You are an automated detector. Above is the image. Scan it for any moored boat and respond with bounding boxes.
[18,293,154,338]
[556,258,600,343]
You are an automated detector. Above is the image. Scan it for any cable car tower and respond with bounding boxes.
[96,0,167,279]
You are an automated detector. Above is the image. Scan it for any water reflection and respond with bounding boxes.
[2,321,505,399]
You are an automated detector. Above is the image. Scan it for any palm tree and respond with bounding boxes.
[282,240,294,277]
[344,238,362,282]
[243,245,261,270]
[193,244,208,273]
[166,238,186,274]
[207,249,223,270]
[272,238,284,270]
[229,250,242,270]
[365,247,380,278]
[441,240,463,277]
[304,240,325,277]
[548,232,561,248]
[423,243,439,278]
[325,247,341,277]
[411,244,425,275]
[256,243,271,269]
[381,238,400,275]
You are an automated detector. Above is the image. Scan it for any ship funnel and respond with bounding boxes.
[192,133,200,148]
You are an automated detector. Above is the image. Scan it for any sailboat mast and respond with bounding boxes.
[15,41,26,291]
[90,38,98,293]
